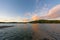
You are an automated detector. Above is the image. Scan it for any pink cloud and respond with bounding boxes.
[47,4,60,18]
[24,4,60,21]
[31,14,40,20]
[22,18,29,22]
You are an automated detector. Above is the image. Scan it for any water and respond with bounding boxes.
[0,23,60,40]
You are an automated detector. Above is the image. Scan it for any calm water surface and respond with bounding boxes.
[0,23,60,40]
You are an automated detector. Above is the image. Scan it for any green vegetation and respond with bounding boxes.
[29,20,60,23]
[0,20,60,23]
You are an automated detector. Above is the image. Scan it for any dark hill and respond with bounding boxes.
[29,20,60,23]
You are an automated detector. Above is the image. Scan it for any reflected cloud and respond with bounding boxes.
[32,24,39,32]
[23,24,27,31]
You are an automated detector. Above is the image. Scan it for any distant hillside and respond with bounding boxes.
[0,22,27,24]
[29,20,60,23]
[0,20,60,23]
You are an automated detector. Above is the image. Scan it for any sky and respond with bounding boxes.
[0,0,60,22]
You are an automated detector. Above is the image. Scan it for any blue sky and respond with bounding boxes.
[0,0,36,17]
[0,0,60,22]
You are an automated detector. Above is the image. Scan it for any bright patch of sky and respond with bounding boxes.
[0,0,60,22]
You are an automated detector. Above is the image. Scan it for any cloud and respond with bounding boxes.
[22,18,29,22]
[31,14,40,20]
[15,4,60,22]
[24,2,60,21]
[24,12,32,16]
[24,1,48,21]
[31,4,60,20]
[0,16,25,22]
[0,18,16,22]
[46,4,60,19]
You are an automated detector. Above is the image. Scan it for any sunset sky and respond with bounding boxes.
[0,0,60,22]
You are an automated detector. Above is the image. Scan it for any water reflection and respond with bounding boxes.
[11,24,60,40]
[23,24,27,31]
[31,23,39,32]
[31,24,56,40]
[31,23,44,40]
